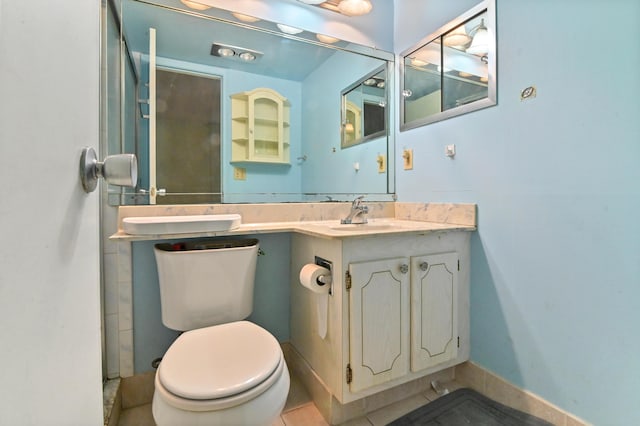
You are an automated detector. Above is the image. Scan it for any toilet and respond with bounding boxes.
[151,238,290,426]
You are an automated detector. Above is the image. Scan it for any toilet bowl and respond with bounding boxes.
[150,239,290,425]
[152,321,290,426]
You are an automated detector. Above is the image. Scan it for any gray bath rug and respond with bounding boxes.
[388,388,553,426]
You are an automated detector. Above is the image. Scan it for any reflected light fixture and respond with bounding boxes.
[231,12,260,23]
[316,34,340,44]
[277,24,304,34]
[410,57,428,67]
[239,52,256,61]
[466,19,489,55]
[217,47,235,57]
[337,0,373,16]
[344,121,355,133]
[180,0,211,11]
[211,43,263,62]
[444,25,471,47]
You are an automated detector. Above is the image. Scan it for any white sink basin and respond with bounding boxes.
[122,214,241,235]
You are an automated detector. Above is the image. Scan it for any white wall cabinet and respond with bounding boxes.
[291,231,470,404]
[231,88,290,164]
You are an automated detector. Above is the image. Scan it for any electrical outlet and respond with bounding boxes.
[403,149,413,170]
[377,155,386,173]
[233,167,246,180]
[445,144,456,157]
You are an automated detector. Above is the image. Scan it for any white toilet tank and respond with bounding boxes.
[153,238,259,331]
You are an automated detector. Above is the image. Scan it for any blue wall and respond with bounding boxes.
[394,1,640,424]
[132,233,291,374]
[301,50,389,196]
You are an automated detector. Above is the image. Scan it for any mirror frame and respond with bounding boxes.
[399,0,496,131]
[341,65,388,149]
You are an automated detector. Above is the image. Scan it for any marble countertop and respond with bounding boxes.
[110,218,475,241]
[111,202,477,241]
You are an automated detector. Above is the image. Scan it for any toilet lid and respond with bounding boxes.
[158,321,282,400]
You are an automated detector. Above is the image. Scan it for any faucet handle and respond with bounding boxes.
[352,195,365,207]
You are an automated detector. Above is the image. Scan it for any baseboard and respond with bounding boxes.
[455,361,590,426]
[103,378,121,426]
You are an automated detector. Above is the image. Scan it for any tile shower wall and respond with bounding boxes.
[102,203,135,378]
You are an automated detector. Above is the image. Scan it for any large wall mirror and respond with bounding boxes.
[400,0,496,131]
[107,0,395,205]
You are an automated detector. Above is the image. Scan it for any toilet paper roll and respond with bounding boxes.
[299,264,331,294]
[299,264,331,339]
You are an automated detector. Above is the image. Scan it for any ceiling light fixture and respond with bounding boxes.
[297,0,326,4]
[276,24,304,35]
[337,0,372,16]
[180,0,211,11]
[231,12,260,23]
[466,19,489,55]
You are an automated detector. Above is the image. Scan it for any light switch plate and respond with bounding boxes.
[233,167,246,180]
[403,149,413,170]
[377,155,386,173]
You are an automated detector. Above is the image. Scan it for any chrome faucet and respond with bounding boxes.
[341,196,369,224]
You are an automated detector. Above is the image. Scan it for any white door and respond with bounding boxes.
[348,258,410,393]
[0,0,103,424]
[410,253,459,372]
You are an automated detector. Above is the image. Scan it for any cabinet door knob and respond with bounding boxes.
[399,264,409,274]
[419,261,429,271]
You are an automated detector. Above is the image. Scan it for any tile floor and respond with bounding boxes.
[118,372,462,426]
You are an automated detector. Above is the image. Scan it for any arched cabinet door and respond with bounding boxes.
[348,257,410,393]
[410,252,459,372]
[231,88,290,164]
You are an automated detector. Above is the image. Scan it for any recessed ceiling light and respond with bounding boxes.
[180,0,211,11]
[210,43,263,63]
[239,52,256,62]
[231,12,260,23]
[217,47,235,57]
[277,24,304,35]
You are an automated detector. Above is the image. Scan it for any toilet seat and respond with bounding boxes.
[156,321,285,412]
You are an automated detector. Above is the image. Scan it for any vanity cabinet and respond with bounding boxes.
[348,252,459,393]
[231,88,290,164]
[290,231,469,404]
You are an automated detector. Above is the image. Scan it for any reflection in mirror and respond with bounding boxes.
[341,67,387,148]
[109,0,395,205]
[400,0,496,131]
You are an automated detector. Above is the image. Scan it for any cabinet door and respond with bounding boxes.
[410,253,458,372]
[348,257,409,393]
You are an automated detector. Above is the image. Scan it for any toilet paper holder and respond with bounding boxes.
[314,256,333,295]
